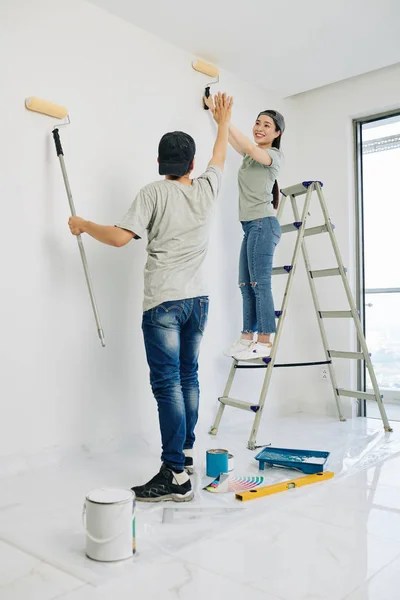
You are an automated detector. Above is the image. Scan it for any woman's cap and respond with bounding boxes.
[258,110,285,133]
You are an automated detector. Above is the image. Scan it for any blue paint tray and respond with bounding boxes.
[255,447,330,475]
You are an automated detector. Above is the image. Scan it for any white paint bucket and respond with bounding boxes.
[83,488,136,562]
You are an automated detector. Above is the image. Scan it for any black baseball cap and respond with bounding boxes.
[158,131,196,177]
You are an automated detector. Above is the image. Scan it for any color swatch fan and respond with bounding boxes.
[204,474,264,493]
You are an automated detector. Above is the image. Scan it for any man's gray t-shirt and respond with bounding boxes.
[116,166,222,312]
[238,147,282,222]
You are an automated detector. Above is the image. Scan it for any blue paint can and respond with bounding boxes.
[206,449,229,477]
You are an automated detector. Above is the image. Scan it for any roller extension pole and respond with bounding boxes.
[52,128,105,347]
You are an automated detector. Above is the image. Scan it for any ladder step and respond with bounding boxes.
[320,311,353,318]
[281,224,337,236]
[310,268,345,278]
[235,359,332,369]
[337,389,377,401]
[281,222,302,233]
[281,181,323,198]
[219,397,260,413]
[273,266,293,275]
[304,224,335,237]
[235,357,271,367]
[329,351,365,359]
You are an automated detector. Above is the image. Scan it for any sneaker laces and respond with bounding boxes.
[243,339,253,347]
[249,341,272,353]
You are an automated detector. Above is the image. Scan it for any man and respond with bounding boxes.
[68,93,233,502]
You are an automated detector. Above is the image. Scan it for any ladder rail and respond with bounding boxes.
[315,184,392,431]
[210,360,237,435]
[276,191,287,222]
[290,193,345,421]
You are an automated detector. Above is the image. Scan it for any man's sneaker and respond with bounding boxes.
[224,338,252,357]
[184,455,194,475]
[132,464,194,503]
[233,341,273,361]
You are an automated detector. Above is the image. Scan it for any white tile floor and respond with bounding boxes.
[1,414,400,600]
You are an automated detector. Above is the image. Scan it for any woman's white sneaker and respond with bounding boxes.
[233,341,272,361]
[224,338,253,357]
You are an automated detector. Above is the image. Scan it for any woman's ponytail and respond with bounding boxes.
[271,135,281,210]
[272,180,279,210]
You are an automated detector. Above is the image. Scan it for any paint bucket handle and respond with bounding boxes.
[82,502,135,545]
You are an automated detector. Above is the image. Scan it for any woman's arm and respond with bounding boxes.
[228,129,246,156]
[228,124,273,166]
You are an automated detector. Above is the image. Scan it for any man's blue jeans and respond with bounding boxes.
[142,297,209,472]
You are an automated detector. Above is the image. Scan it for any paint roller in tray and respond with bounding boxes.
[192,59,219,110]
[25,97,105,347]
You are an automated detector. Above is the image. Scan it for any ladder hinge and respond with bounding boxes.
[294,221,302,229]
[251,405,261,413]
[303,180,323,189]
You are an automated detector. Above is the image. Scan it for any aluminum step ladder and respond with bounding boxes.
[210,181,392,450]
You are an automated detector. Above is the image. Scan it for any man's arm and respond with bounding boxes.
[208,122,229,171]
[204,94,243,156]
[69,217,134,247]
[208,93,233,171]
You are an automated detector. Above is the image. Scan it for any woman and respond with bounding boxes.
[205,97,285,360]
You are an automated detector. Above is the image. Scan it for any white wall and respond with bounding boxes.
[282,63,400,417]
[0,0,295,469]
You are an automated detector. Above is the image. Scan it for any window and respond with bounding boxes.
[355,112,400,419]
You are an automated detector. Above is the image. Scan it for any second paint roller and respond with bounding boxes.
[192,59,219,110]
[25,97,105,347]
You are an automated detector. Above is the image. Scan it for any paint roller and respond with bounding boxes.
[191,60,219,110]
[25,97,105,347]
